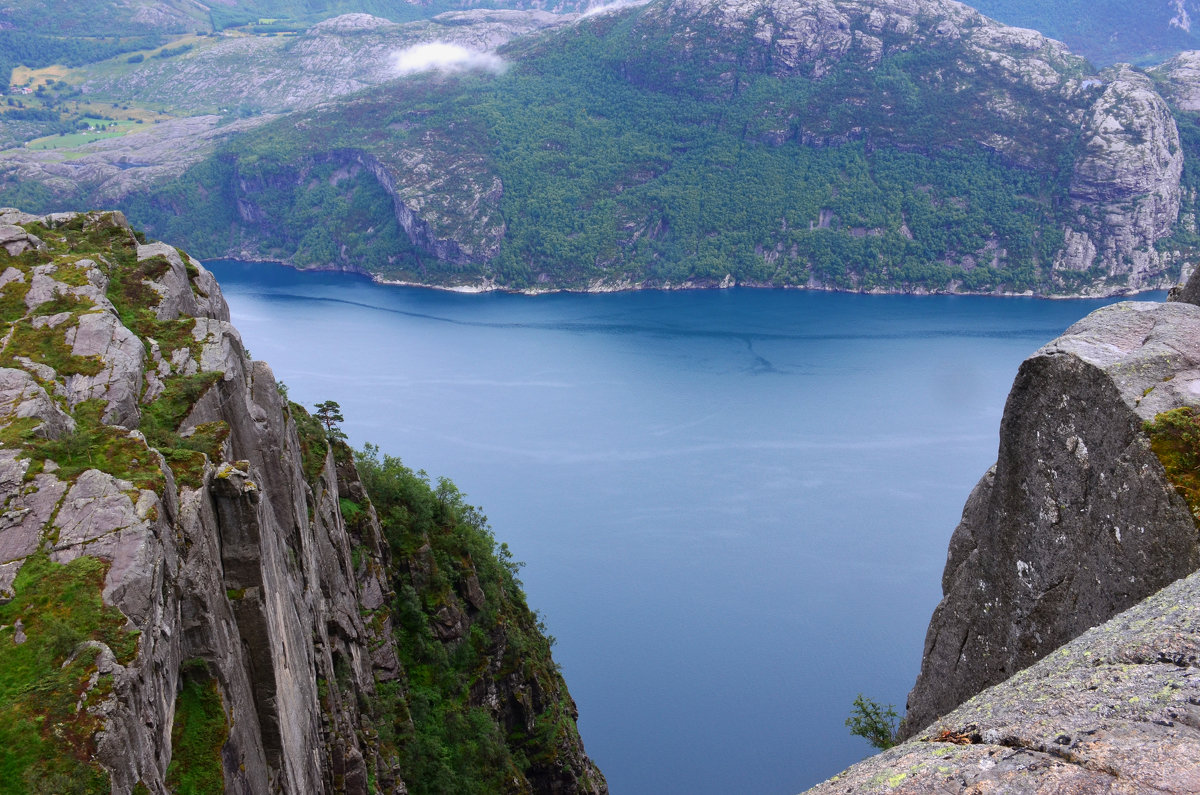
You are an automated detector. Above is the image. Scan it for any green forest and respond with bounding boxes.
[109,10,1094,293]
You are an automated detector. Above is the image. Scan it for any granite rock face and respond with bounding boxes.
[1056,67,1184,291]
[1152,49,1200,112]
[806,564,1200,793]
[0,209,604,793]
[902,298,1200,738]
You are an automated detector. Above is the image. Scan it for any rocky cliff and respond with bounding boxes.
[0,208,604,793]
[807,560,1200,793]
[1056,66,1183,291]
[803,273,1200,792]
[902,296,1200,738]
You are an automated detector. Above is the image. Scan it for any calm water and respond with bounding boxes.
[207,260,1161,794]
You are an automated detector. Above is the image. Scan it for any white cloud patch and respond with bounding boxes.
[391,42,507,76]
[580,0,651,18]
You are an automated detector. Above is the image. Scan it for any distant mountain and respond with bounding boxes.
[0,0,586,35]
[0,0,1194,295]
[967,0,1200,67]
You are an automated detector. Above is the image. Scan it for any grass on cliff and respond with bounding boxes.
[0,400,166,491]
[0,553,139,794]
[1145,406,1200,522]
[166,662,229,795]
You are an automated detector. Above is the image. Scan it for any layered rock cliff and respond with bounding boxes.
[0,208,604,793]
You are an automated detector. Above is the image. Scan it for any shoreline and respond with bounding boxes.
[212,254,1178,301]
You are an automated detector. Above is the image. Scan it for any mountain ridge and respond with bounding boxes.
[3,0,1194,296]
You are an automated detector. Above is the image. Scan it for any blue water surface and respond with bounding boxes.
[206,260,1161,794]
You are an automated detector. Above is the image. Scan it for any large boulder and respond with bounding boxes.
[903,298,1200,738]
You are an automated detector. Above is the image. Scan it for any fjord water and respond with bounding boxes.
[207,260,1159,794]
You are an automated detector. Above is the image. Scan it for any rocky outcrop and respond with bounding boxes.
[0,209,603,793]
[902,298,1200,738]
[1152,50,1200,111]
[806,562,1200,793]
[1055,66,1184,292]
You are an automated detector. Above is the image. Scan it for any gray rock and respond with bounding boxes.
[64,310,146,427]
[0,450,67,566]
[806,565,1200,794]
[0,224,46,256]
[0,366,75,438]
[1170,254,1200,306]
[1056,67,1184,291]
[902,300,1200,738]
[0,208,41,226]
[1152,50,1200,111]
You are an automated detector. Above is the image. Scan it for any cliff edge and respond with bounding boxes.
[807,559,1200,793]
[902,297,1200,738]
[805,271,1200,792]
[0,208,605,793]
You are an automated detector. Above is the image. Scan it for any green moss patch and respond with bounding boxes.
[0,278,31,326]
[0,553,139,793]
[0,399,165,491]
[1,319,104,378]
[138,372,227,489]
[139,371,222,444]
[289,401,328,486]
[29,293,94,318]
[166,663,229,795]
[1145,406,1200,523]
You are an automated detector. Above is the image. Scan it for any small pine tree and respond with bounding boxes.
[845,694,899,750]
[314,400,346,440]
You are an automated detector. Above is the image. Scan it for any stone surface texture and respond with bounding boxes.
[902,298,1200,738]
[806,564,1200,793]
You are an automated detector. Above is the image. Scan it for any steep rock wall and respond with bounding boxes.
[902,297,1200,738]
[1056,66,1184,291]
[0,208,603,793]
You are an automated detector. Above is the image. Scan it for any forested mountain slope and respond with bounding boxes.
[0,0,1194,296]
